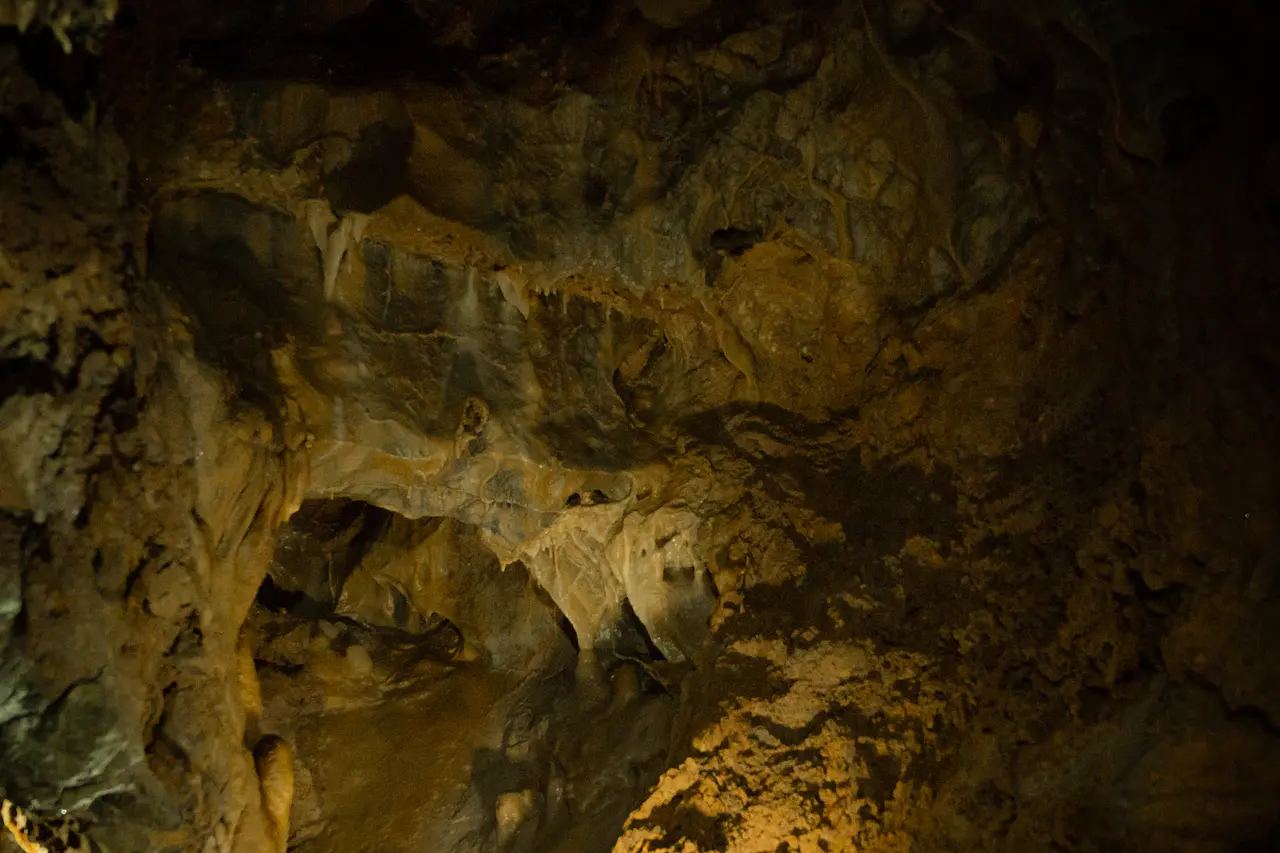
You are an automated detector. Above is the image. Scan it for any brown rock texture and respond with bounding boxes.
[3,0,1279,852]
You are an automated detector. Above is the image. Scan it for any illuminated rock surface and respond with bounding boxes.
[2,1,1279,852]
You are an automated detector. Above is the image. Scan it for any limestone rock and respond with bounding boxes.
[1,4,1270,853]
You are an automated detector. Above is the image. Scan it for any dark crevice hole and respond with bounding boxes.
[255,573,306,613]
[619,599,666,663]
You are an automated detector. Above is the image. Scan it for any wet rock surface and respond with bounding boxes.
[3,0,1280,852]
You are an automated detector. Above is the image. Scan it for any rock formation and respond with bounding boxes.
[2,0,1279,851]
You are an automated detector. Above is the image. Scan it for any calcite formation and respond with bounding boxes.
[3,1,1278,853]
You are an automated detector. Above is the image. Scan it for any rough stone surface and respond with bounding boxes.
[3,1,1279,853]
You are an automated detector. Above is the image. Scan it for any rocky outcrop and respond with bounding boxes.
[4,1,1280,852]
[0,43,305,852]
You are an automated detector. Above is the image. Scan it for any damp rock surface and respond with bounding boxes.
[3,1,1280,852]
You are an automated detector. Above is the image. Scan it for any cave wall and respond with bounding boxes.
[0,38,309,852]
[2,0,1280,851]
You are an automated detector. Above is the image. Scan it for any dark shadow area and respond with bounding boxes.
[268,498,395,614]
[179,0,472,87]
[177,0,615,91]
[147,190,324,417]
[0,29,99,119]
